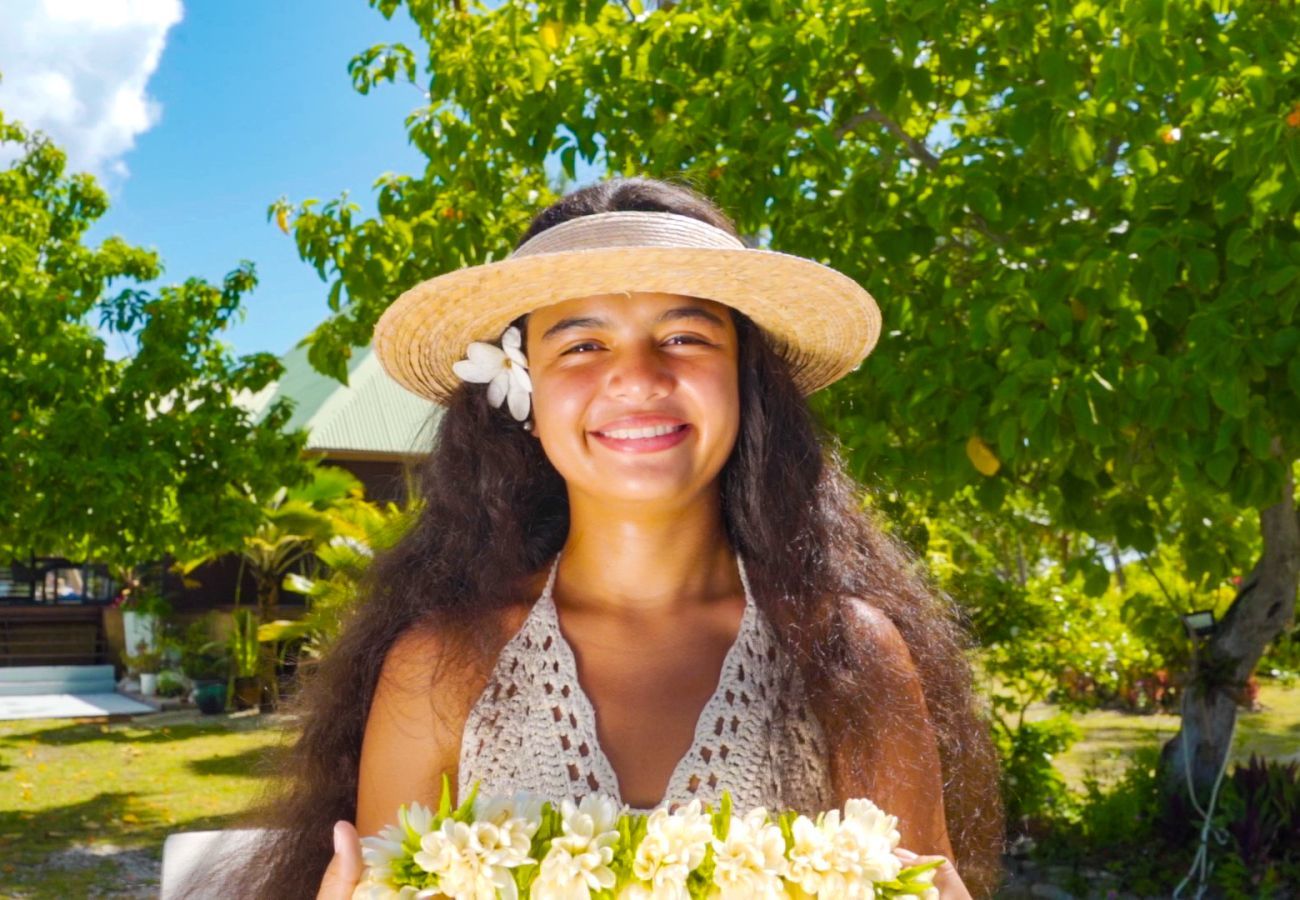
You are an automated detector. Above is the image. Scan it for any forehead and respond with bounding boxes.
[526,291,733,329]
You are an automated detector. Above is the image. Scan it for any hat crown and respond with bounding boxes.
[510,210,746,259]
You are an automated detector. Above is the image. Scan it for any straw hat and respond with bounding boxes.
[373,210,882,404]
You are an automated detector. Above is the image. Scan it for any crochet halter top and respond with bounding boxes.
[457,551,834,816]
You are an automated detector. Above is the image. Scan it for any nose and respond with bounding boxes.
[603,341,674,402]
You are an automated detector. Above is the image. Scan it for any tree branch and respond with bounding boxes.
[836,106,1007,246]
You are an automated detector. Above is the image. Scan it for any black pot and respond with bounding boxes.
[194,680,227,715]
[233,676,262,711]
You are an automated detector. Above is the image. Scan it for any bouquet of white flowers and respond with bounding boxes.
[353,775,944,899]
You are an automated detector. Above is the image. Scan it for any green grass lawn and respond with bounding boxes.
[1,681,1297,898]
[0,709,286,899]
[1027,678,1300,791]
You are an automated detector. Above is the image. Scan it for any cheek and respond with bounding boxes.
[530,369,593,436]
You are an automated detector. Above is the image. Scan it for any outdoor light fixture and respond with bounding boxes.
[1181,609,1217,638]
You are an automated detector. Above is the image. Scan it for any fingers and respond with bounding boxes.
[895,847,971,899]
[316,820,363,900]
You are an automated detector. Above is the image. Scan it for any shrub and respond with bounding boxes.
[155,670,188,698]
[993,713,1082,836]
[1210,754,1300,897]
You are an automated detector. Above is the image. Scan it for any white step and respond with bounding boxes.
[0,664,116,696]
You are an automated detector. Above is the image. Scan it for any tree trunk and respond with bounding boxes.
[255,575,279,710]
[1159,448,1298,801]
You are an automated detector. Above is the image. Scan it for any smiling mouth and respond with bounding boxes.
[592,423,689,440]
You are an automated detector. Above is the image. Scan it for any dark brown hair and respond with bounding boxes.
[207,176,1004,897]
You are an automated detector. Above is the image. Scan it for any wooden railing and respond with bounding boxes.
[0,606,108,667]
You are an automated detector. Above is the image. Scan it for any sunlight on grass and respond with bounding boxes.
[0,710,288,899]
[1024,680,1300,790]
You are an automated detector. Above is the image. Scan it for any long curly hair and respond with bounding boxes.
[203,176,1004,897]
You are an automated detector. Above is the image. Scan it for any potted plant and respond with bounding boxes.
[123,640,163,696]
[179,618,230,714]
[117,581,173,655]
[228,608,262,710]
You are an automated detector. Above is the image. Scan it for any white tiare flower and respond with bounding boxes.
[630,799,714,899]
[708,806,790,899]
[786,799,902,898]
[472,788,546,837]
[533,794,622,897]
[785,814,833,897]
[359,821,406,881]
[830,798,903,884]
[451,324,532,421]
[358,801,437,895]
[350,874,424,900]
[412,811,538,900]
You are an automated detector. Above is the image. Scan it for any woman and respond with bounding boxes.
[227,176,1003,898]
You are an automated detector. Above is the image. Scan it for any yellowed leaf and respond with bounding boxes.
[966,435,1001,476]
[539,20,564,51]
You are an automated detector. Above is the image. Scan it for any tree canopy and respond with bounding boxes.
[0,112,309,569]
[274,0,1298,797]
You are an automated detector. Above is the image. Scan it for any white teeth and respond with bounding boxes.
[599,424,684,440]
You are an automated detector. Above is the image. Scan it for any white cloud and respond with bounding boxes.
[0,0,183,186]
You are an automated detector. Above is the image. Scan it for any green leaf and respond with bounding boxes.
[1209,377,1249,418]
[1205,448,1236,487]
[1264,266,1299,295]
[1133,146,1158,176]
[1067,125,1095,172]
[1225,228,1257,266]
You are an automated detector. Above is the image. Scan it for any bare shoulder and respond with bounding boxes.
[839,596,918,669]
[836,597,954,858]
[357,608,528,835]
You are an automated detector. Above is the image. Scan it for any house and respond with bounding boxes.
[1,341,441,667]
[168,340,443,614]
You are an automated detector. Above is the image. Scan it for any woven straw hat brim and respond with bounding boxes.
[373,245,881,405]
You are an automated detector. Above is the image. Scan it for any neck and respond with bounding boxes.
[556,484,741,616]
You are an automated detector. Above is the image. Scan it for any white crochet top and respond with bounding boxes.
[458,551,834,815]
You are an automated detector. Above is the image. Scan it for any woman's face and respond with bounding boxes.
[524,290,740,505]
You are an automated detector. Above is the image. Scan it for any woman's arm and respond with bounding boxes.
[840,597,957,862]
[356,627,468,835]
[317,627,469,899]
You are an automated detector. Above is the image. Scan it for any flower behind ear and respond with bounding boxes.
[452,325,532,421]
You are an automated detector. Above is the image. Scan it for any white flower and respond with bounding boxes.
[833,798,903,883]
[351,879,426,900]
[534,794,623,897]
[358,803,437,896]
[786,800,902,898]
[629,799,715,899]
[412,797,540,900]
[708,807,790,898]
[451,325,532,421]
[785,815,833,896]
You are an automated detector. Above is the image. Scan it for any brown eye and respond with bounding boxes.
[562,341,601,355]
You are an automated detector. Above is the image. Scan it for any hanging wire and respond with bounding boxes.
[1171,614,1239,900]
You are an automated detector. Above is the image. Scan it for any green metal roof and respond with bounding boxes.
[237,343,442,458]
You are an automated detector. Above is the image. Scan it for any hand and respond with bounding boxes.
[316,820,363,900]
[894,847,972,899]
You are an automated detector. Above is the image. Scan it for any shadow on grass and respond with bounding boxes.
[0,790,259,859]
[186,745,276,779]
[2,720,242,748]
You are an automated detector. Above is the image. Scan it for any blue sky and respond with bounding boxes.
[84,1,427,360]
[2,1,582,362]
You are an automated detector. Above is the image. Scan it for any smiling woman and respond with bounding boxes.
[194,176,1005,899]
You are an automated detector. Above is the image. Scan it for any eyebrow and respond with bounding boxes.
[539,305,728,343]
